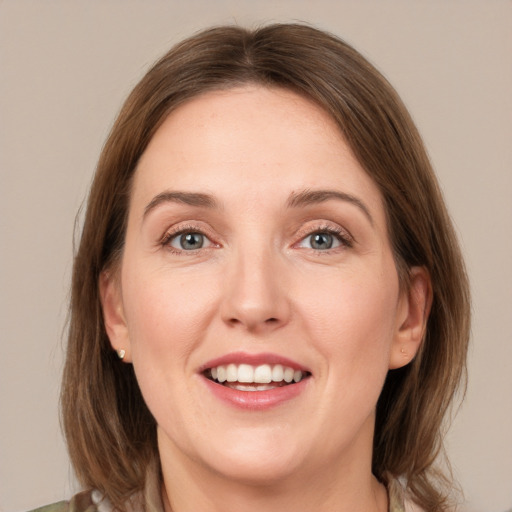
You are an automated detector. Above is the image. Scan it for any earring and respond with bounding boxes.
[116,349,126,360]
[400,347,406,355]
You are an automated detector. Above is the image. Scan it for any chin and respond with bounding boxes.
[208,449,304,486]
[193,426,310,485]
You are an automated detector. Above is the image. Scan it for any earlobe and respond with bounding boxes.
[99,270,132,363]
[389,266,432,370]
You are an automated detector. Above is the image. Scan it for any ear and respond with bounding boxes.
[389,266,432,370]
[99,270,132,363]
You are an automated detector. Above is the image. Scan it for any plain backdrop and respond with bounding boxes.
[0,1,511,511]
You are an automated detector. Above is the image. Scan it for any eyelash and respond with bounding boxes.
[295,224,354,252]
[159,223,353,254]
[159,224,217,254]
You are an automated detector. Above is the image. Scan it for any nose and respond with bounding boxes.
[220,247,291,334]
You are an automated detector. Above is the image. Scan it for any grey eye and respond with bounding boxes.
[297,231,344,251]
[171,232,206,250]
[309,233,334,250]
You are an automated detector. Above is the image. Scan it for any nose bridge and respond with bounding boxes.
[221,236,289,332]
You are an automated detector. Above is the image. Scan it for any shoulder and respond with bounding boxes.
[28,490,99,512]
[387,476,426,512]
[404,499,425,512]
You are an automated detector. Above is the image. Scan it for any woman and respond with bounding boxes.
[48,24,469,512]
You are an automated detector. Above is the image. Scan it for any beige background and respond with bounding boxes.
[0,1,511,511]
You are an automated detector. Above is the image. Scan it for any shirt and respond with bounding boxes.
[30,467,409,512]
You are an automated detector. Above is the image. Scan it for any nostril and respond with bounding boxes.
[223,309,286,330]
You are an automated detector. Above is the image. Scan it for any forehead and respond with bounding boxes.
[132,86,384,219]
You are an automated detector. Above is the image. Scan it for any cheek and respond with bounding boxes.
[299,270,400,440]
[120,268,220,433]
[297,263,400,372]
[122,266,220,363]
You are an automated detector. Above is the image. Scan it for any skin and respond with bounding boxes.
[101,86,430,512]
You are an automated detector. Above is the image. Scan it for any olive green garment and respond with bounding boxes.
[29,468,407,512]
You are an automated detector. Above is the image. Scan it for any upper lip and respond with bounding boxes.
[199,351,311,373]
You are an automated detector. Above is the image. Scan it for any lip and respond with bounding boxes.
[199,351,311,411]
[201,374,310,410]
[199,351,310,373]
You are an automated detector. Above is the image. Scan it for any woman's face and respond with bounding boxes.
[103,86,422,485]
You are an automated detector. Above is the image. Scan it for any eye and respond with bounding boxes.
[309,232,336,250]
[166,231,213,251]
[297,228,352,251]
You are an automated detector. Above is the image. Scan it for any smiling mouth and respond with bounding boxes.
[205,363,311,391]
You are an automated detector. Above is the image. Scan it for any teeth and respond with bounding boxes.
[238,364,254,383]
[254,364,272,383]
[226,364,237,382]
[226,383,275,392]
[217,366,227,383]
[208,363,305,385]
[271,364,284,381]
[283,367,294,383]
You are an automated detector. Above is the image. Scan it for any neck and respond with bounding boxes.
[161,466,388,512]
[158,422,388,512]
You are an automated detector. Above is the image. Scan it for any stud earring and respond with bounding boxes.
[400,347,406,355]
[116,349,126,360]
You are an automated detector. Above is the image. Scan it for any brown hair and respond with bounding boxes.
[62,24,470,511]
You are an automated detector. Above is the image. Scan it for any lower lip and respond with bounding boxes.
[202,376,309,410]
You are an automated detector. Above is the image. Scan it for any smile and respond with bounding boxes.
[200,353,312,409]
[206,363,308,391]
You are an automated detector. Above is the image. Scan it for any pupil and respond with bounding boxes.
[180,233,203,250]
[311,233,333,250]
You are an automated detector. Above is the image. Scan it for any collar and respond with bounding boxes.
[93,461,407,512]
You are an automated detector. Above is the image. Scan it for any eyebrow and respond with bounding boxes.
[143,191,218,218]
[143,188,374,225]
[287,189,374,225]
